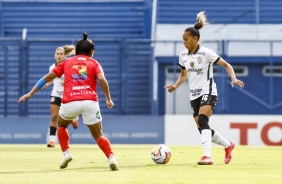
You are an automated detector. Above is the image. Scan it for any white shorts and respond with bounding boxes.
[59,100,102,125]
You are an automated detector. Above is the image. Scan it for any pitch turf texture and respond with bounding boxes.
[0,145,281,184]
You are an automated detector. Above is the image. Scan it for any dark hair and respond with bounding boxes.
[185,11,208,40]
[75,32,95,56]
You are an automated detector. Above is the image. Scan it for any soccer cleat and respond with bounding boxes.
[60,152,73,169]
[47,141,55,147]
[197,156,213,165]
[108,154,119,171]
[71,119,78,129]
[224,141,235,164]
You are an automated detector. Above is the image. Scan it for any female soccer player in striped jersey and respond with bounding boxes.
[42,45,79,148]
[165,11,244,165]
[18,32,119,171]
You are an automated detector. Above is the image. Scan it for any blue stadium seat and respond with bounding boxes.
[157,0,282,24]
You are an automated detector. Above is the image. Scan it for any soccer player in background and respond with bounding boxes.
[164,11,244,165]
[42,45,79,148]
[18,32,119,171]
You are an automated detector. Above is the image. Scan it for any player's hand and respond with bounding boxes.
[231,78,244,89]
[18,93,32,103]
[106,99,114,109]
[164,84,177,93]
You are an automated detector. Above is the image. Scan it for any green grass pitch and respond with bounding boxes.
[0,144,281,184]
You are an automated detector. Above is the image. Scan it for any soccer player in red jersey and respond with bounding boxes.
[165,12,244,165]
[18,32,119,171]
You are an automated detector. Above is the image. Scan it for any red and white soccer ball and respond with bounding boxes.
[151,144,171,164]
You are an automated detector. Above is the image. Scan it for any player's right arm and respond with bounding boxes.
[164,68,187,93]
[164,52,188,93]
[18,72,58,103]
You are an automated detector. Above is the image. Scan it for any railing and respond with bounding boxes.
[0,37,22,117]
[1,37,282,116]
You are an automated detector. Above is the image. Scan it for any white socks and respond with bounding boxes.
[201,129,212,158]
[211,130,231,148]
[49,135,56,143]
[200,129,231,158]
[63,149,70,156]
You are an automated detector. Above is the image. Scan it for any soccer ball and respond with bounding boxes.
[151,144,171,164]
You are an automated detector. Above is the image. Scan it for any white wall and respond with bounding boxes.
[165,75,192,114]
[165,115,282,146]
[155,24,282,56]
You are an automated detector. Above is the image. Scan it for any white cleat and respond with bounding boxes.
[60,151,73,169]
[108,154,119,171]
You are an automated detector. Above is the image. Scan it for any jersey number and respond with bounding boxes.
[201,95,208,102]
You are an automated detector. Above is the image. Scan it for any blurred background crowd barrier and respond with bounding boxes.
[1,38,282,117]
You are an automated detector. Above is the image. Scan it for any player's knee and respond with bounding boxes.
[198,114,210,130]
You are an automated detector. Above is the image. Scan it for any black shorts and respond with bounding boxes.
[50,96,61,106]
[190,94,218,117]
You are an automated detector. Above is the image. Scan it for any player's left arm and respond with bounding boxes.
[216,58,244,88]
[18,72,58,103]
[97,72,114,109]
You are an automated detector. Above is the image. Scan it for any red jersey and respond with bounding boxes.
[52,55,103,104]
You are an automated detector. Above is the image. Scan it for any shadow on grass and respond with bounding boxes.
[0,162,220,174]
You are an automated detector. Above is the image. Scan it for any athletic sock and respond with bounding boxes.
[211,130,231,148]
[96,136,113,158]
[57,127,70,152]
[198,127,201,134]
[201,129,212,158]
[49,135,56,143]
[63,149,71,156]
[198,128,215,136]
[49,126,57,143]
[49,126,57,136]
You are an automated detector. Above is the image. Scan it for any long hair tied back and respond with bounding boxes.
[57,45,75,56]
[83,32,88,40]
[185,11,209,40]
[75,32,95,55]
[194,11,208,30]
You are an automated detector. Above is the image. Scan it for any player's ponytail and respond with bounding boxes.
[83,32,88,40]
[62,45,75,56]
[56,45,75,57]
[194,11,208,30]
[75,32,95,56]
[185,11,209,40]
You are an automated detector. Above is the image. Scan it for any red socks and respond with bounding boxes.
[97,136,113,158]
[57,127,70,152]
[57,128,113,157]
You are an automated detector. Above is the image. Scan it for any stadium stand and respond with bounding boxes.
[0,38,21,117]
[1,0,151,38]
[0,0,152,116]
[157,0,282,24]
[0,0,282,116]
[156,0,282,114]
